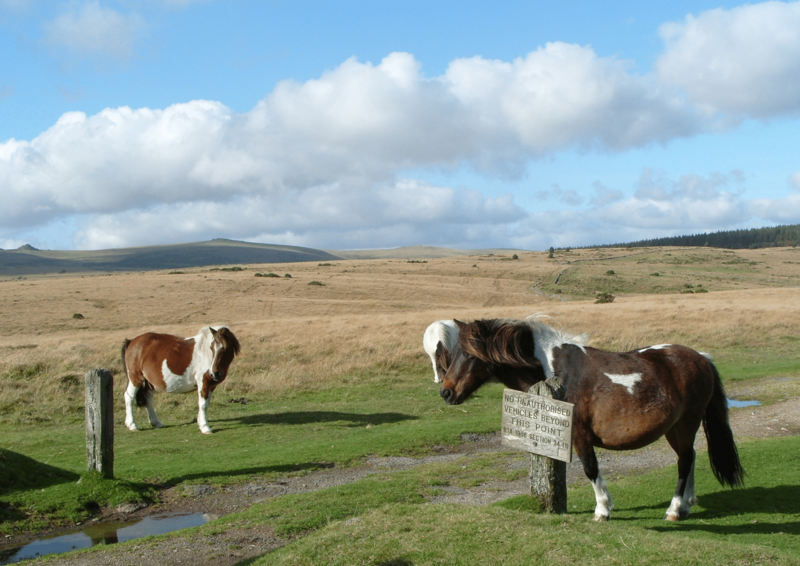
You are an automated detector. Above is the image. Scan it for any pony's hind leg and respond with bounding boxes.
[577,441,613,521]
[144,390,164,429]
[665,428,698,521]
[124,381,139,431]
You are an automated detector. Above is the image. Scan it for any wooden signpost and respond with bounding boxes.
[501,379,574,513]
[85,368,114,479]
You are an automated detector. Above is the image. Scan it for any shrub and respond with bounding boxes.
[72,313,84,319]
[595,292,615,304]
[308,281,325,286]
[605,270,616,276]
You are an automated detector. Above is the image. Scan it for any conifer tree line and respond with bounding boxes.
[594,224,800,250]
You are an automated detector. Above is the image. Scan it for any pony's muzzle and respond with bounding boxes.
[440,388,459,405]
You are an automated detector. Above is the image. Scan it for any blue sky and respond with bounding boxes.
[2,0,800,251]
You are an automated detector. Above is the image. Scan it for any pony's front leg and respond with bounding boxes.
[665,448,696,521]
[197,389,212,435]
[577,442,613,521]
[124,381,139,431]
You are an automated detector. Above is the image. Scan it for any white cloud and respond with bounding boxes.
[657,1,800,118]
[74,180,525,250]
[509,169,757,250]
[790,172,800,191]
[589,181,624,208]
[0,49,700,244]
[42,2,145,59]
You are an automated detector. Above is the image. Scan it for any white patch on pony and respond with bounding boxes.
[161,359,199,393]
[422,320,459,383]
[638,344,672,353]
[604,372,642,394]
[526,317,588,379]
[590,472,613,520]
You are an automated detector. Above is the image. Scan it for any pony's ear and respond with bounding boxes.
[435,341,451,372]
[454,319,467,331]
[209,327,218,336]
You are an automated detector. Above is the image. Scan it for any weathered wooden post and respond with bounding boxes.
[85,369,114,478]
[501,378,573,513]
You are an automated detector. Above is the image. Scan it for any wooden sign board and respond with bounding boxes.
[501,389,574,463]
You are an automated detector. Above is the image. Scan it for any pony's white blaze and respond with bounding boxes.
[423,320,459,383]
[590,473,613,520]
[604,372,642,394]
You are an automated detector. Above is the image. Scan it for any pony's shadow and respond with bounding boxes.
[217,411,418,428]
[625,485,800,534]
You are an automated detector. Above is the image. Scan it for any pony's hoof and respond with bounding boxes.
[201,428,213,435]
[665,513,679,522]
[126,424,139,431]
[593,515,609,522]
[153,423,164,429]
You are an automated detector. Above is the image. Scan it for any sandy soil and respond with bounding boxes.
[13,389,799,566]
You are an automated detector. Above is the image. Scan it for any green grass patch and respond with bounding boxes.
[0,449,154,533]
[249,435,800,565]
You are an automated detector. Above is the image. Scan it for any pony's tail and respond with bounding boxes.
[703,363,745,488]
[121,339,131,380]
[135,383,153,408]
[121,338,152,408]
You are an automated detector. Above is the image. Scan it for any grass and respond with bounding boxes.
[232,435,800,565]
[0,449,154,532]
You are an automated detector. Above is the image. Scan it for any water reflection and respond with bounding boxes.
[0,512,215,565]
[727,398,761,408]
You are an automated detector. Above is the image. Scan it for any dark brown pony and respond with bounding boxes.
[438,318,744,521]
[122,326,240,434]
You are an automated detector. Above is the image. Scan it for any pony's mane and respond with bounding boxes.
[459,317,588,375]
[217,326,241,355]
[524,315,588,349]
[193,325,241,356]
[460,318,539,368]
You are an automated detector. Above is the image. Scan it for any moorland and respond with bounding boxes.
[1,245,799,565]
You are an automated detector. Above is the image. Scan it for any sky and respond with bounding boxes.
[2,1,800,252]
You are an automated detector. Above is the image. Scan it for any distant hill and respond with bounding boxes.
[594,224,800,250]
[328,245,525,260]
[0,239,342,277]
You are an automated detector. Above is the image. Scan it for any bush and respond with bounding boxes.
[595,292,615,304]
[308,281,325,286]
[605,270,616,276]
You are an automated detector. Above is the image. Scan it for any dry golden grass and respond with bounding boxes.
[2,246,800,423]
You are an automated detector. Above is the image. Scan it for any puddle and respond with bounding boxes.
[727,398,761,408]
[0,512,216,565]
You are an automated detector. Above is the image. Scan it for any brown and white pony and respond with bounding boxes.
[121,326,241,434]
[438,318,744,521]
